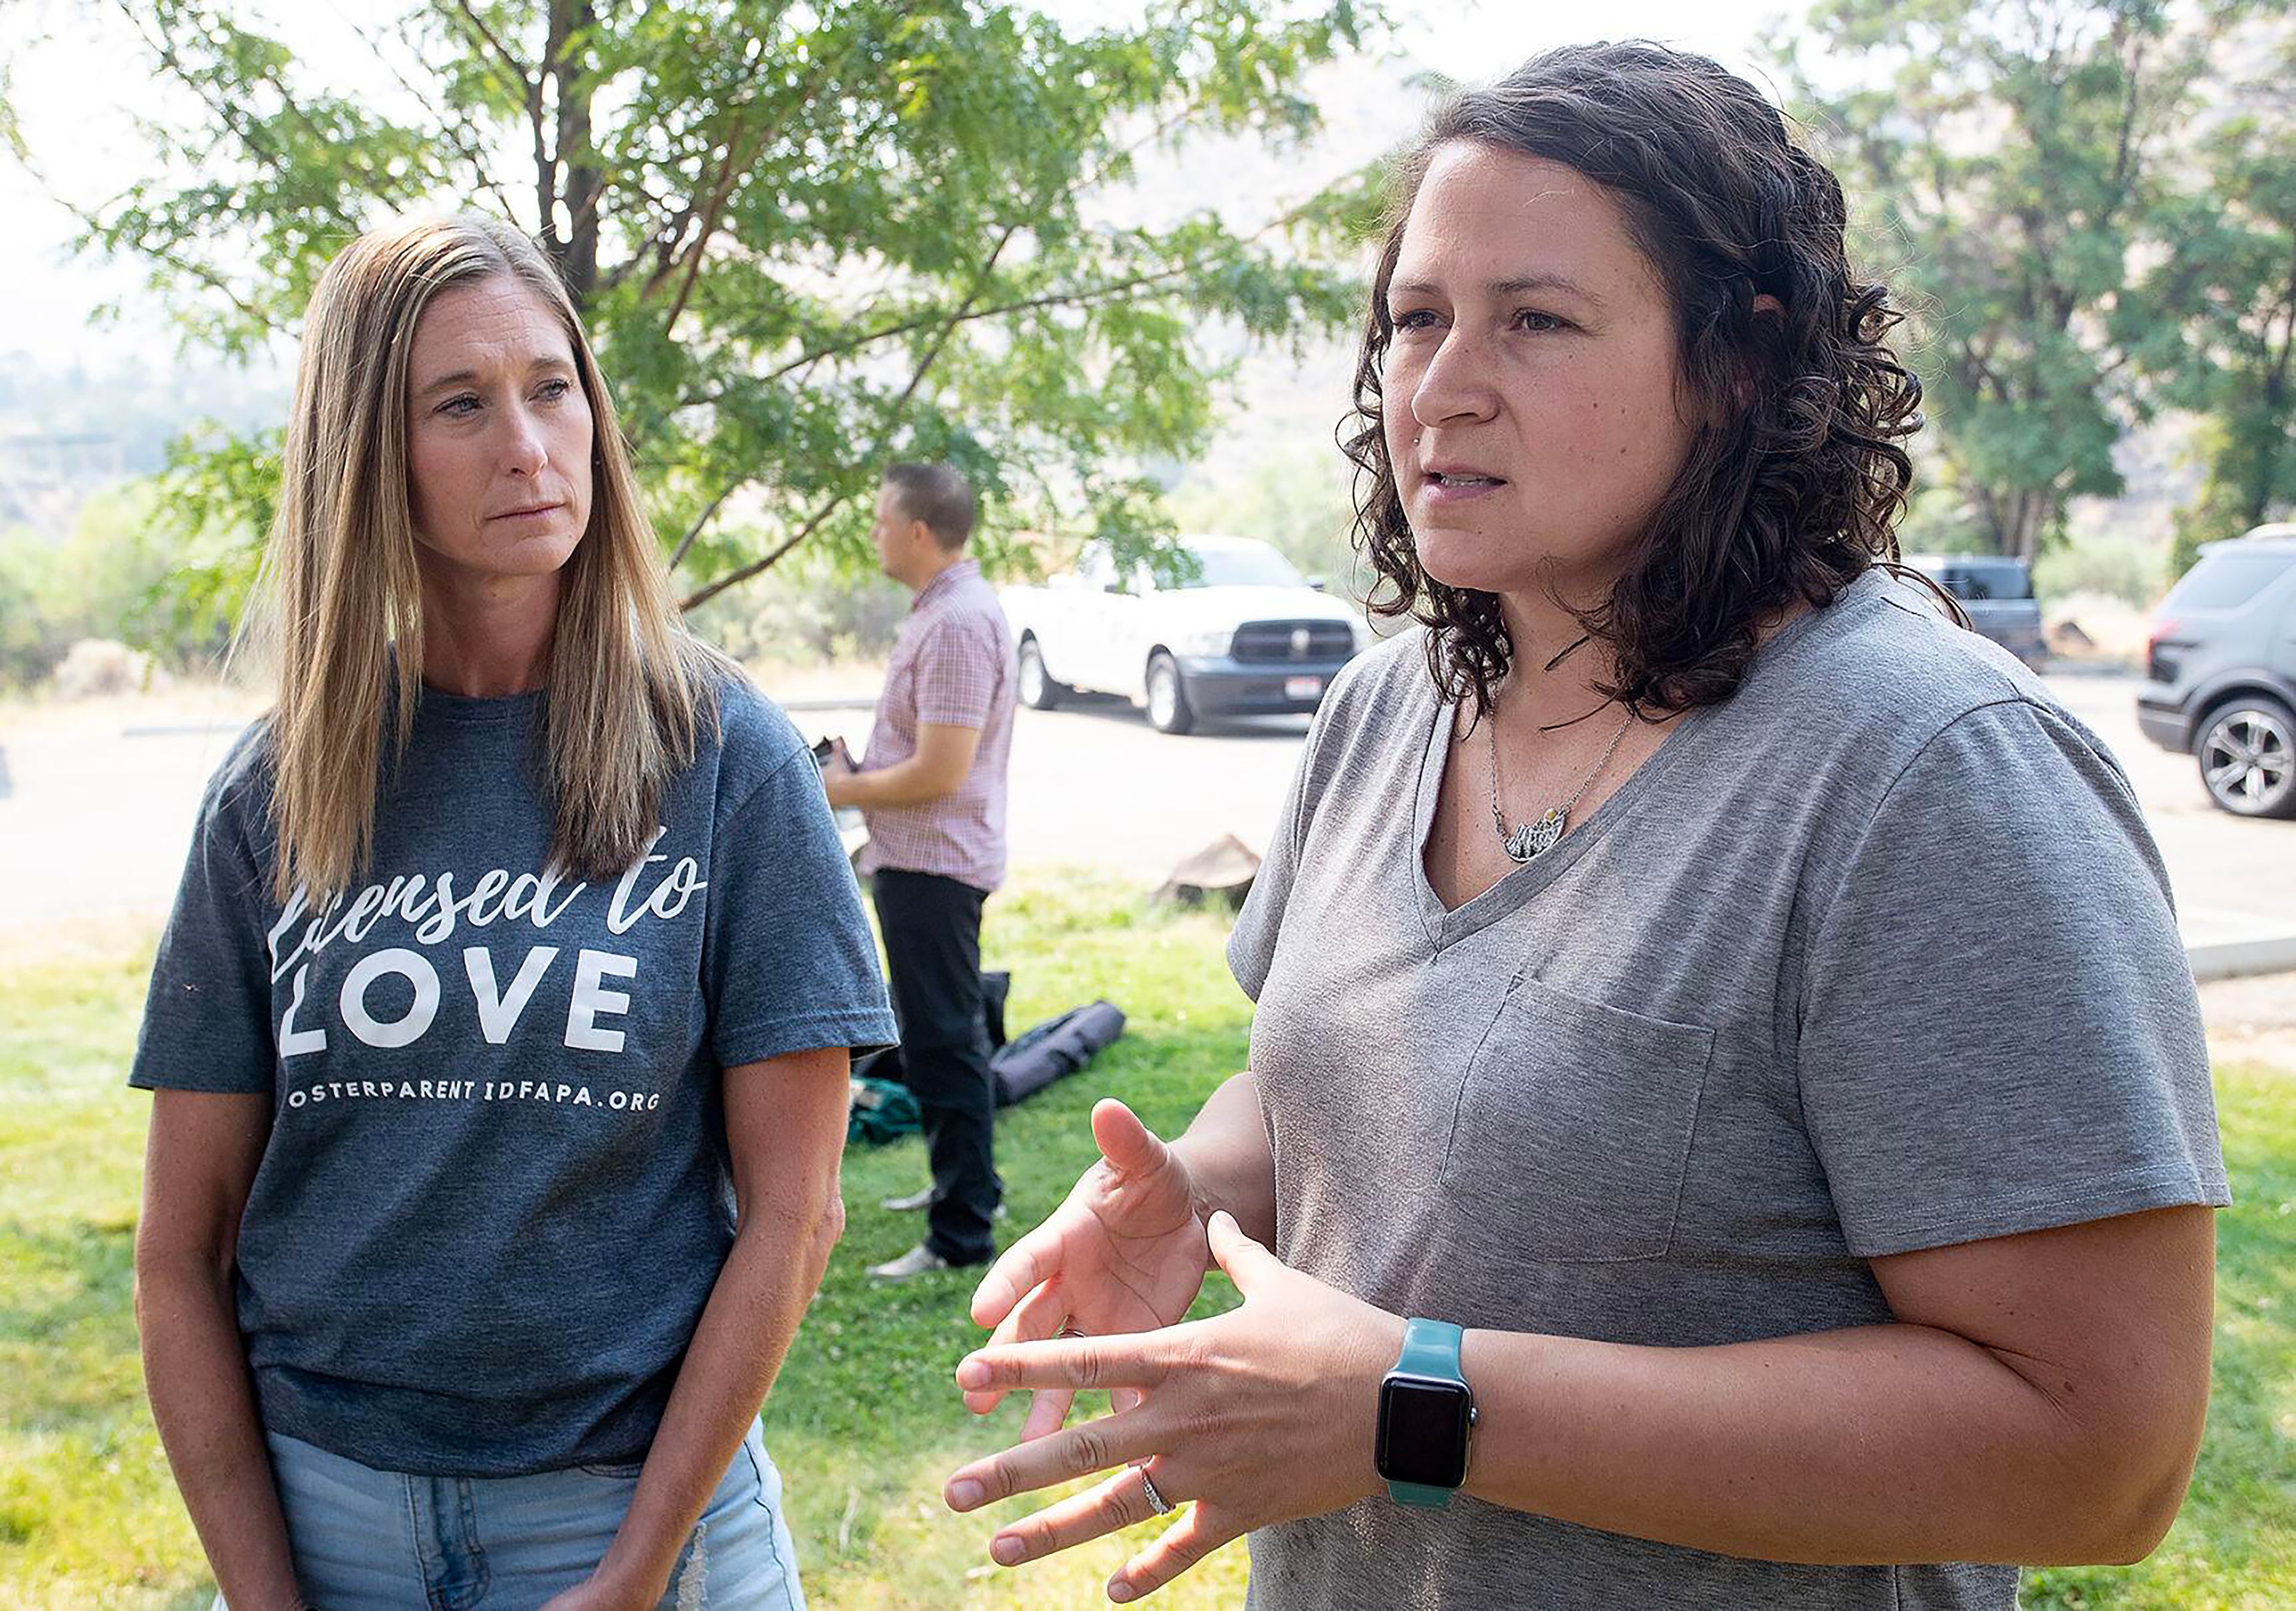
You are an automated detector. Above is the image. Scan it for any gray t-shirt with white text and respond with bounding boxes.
[130,676,896,1476]
[1229,570,2228,1610]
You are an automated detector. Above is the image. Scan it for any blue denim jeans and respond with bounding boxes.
[217,1418,805,1610]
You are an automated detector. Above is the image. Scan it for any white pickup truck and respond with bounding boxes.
[1000,533,1371,734]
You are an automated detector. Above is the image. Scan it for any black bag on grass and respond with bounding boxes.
[991,1000,1126,1107]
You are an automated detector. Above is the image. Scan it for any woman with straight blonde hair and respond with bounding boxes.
[129,215,895,1610]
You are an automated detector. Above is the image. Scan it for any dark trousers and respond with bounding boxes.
[872,868,1001,1264]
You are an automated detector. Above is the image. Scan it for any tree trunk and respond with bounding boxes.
[2015,490,2056,567]
[2249,337,2291,530]
[2014,510,2042,568]
[2238,420,2280,533]
[1974,483,2050,565]
[1970,481,2015,556]
[553,0,601,306]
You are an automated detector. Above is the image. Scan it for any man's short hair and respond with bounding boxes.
[881,462,977,551]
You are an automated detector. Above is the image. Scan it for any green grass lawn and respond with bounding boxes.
[2,878,2291,1609]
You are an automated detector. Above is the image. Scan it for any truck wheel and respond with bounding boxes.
[1016,636,1066,711]
[2196,694,2296,819]
[1146,652,1196,735]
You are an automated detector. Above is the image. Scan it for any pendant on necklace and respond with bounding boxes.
[1503,807,1568,864]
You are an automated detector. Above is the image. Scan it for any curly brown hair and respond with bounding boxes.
[1343,41,1926,719]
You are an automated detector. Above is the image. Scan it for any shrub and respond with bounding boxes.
[2034,536,2167,609]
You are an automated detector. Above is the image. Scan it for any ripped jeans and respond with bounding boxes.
[218,1418,805,1610]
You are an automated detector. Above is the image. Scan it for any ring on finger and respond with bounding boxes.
[1056,1320,1087,1339]
[1138,1464,1176,1517]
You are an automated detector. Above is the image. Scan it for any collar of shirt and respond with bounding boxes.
[913,557,981,612]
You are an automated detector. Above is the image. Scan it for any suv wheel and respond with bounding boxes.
[1146,652,1196,735]
[1016,636,1065,710]
[2196,695,2296,819]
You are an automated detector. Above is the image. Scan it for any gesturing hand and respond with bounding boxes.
[947,1212,1403,1603]
[966,1099,1212,1439]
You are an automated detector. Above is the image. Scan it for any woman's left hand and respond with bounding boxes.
[945,1212,1405,1603]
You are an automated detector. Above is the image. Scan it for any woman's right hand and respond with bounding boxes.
[966,1099,1210,1439]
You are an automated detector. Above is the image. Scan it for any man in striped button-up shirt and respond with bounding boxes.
[825,462,1016,1280]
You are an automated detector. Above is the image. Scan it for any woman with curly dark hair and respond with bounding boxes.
[945,42,2226,1609]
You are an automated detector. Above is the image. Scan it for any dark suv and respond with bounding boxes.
[2136,527,2296,819]
[1901,554,2047,667]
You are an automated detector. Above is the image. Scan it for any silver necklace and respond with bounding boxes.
[1487,698,1634,864]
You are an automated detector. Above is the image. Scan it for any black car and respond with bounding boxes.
[1901,554,2047,667]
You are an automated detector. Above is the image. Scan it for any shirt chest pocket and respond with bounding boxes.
[1439,976,1716,1264]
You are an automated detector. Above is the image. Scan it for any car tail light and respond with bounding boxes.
[2145,617,2181,684]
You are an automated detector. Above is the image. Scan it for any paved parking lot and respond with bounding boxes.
[4,674,2291,972]
[2040,675,2296,972]
[796,692,1314,883]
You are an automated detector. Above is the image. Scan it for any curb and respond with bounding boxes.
[2187,933,2296,984]
[121,722,251,737]
[2037,659,2142,679]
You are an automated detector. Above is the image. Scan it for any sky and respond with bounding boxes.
[0,0,1793,374]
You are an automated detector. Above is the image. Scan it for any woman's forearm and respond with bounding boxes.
[593,1190,844,1596]
[1458,1320,2184,1567]
[136,1258,303,1610]
[1170,1069,1278,1245]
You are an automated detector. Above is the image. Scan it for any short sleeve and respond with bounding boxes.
[911,613,1002,730]
[130,740,279,1095]
[704,747,899,1067]
[1797,698,2229,1258]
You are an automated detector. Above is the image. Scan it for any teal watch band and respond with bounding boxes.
[1389,1481,1457,1507]
[1380,1317,1474,1508]
[1395,1316,1464,1373]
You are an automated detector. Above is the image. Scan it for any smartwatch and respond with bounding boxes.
[1376,1316,1477,1507]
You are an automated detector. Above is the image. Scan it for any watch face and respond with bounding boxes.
[1377,1375,1473,1489]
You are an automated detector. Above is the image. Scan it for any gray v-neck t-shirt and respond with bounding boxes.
[1228,569,2227,1610]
